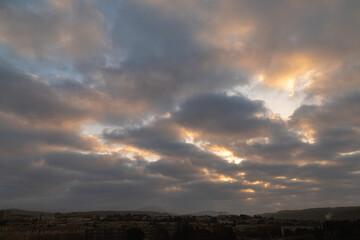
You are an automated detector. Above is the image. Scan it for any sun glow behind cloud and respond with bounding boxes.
[207,145,244,164]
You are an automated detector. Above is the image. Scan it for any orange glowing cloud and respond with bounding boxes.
[206,145,243,164]
[241,188,255,193]
[201,168,237,183]
[109,145,161,162]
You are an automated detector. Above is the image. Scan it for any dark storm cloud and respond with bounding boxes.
[290,91,360,130]
[103,115,243,178]
[0,154,78,201]
[147,159,202,181]
[102,90,359,184]
[0,62,88,124]
[0,61,107,155]
[0,123,97,155]
[239,160,358,184]
[97,0,247,113]
[298,127,360,161]
[288,91,360,161]
[104,119,197,157]
[173,93,282,140]
[237,160,360,210]
[337,153,360,170]
[237,136,305,163]
[228,90,360,164]
[0,151,246,212]
[1,149,359,213]
[171,93,309,164]
[0,58,148,126]
[0,152,148,202]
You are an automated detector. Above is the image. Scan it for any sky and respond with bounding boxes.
[0,0,360,214]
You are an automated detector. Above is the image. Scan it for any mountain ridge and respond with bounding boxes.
[2,206,360,220]
[261,206,360,220]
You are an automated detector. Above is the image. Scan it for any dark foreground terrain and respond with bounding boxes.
[1,209,360,240]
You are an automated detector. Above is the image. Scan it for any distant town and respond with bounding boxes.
[1,207,360,240]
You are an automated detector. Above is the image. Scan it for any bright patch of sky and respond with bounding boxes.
[227,76,318,119]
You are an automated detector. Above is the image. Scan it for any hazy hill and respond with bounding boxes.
[0,209,53,216]
[77,210,170,217]
[0,209,170,217]
[135,205,167,213]
[192,210,229,216]
[261,206,360,220]
[4,206,360,220]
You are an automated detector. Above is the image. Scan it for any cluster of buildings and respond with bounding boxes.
[0,210,352,240]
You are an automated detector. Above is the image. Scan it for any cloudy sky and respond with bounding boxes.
[1,0,360,214]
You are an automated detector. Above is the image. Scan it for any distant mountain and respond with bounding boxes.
[76,210,171,217]
[0,209,170,217]
[261,206,360,220]
[0,209,53,216]
[192,210,229,216]
[135,205,167,213]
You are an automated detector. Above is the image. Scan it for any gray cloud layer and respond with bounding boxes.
[0,0,359,214]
